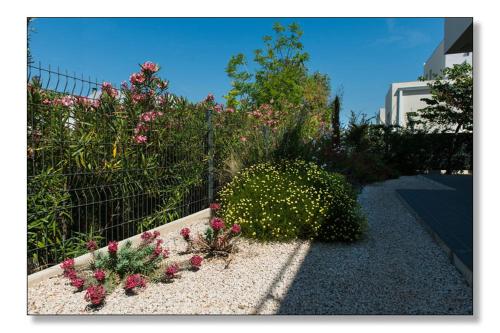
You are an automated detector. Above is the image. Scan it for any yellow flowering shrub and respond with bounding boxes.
[218,160,367,242]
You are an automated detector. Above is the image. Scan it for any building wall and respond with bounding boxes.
[424,41,472,80]
[376,107,386,125]
[444,18,473,54]
[445,52,472,68]
[424,42,445,80]
[384,81,431,127]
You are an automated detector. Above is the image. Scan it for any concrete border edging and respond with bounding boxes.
[395,191,472,286]
[28,208,211,288]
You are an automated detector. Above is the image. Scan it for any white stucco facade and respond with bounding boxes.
[378,18,473,127]
[423,41,472,80]
[383,81,432,127]
[376,107,386,125]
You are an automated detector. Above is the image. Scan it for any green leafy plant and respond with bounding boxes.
[92,232,168,278]
[218,160,367,242]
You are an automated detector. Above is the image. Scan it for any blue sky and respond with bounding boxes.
[29,18,444,125]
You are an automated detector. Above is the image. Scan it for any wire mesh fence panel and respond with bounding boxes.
[27,64,211,273]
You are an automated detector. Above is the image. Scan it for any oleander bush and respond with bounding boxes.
[218,160,367,242]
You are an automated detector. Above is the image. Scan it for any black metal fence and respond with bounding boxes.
[27,63,214,273]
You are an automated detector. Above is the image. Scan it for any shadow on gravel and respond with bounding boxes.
[275,242,375,315]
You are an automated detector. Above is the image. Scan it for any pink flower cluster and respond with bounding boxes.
[85,284,106,306]
[180,227,190,240]
[108,241,118,254]
[231,224,241,234]
[214,104,223,113]
[130,72,146,85]
[190,255,203,269]
[204,93,214,103]
[124,274,147,292]
[71,277,86,290]
[61,258,86,291]
[76,96,101,109]
[165,263,179,280]
[141,61,159,73]
[139,111,164,123]
[250,104,280,130]
[94,269,106,282]
[134,135,148,144]
[157,80,168,89]
[133,111,164,144]
[209,202,221,212]
[210,217,225,231]
[140,230,161,244]
[45,95,76,107]
[60,258,75,271]
[102,82,118,98]
[86,240,98,252]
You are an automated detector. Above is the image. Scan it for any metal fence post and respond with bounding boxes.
[206,107,214,206]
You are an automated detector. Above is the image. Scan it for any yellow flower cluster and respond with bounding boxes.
[219,160,366,242]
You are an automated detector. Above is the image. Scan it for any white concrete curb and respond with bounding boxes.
[28,208,211,288]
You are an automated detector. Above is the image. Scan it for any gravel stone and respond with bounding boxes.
[28,175,472,315]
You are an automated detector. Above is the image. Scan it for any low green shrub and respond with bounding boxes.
[218,160,366,242]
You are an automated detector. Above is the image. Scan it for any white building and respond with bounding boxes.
[377,18,473,127]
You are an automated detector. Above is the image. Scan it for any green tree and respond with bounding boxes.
[418,62,473,133]
[414,62,473,173]
[225,22,310,111]
[330,95,341,153]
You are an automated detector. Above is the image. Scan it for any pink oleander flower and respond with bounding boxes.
[85,284,106,306]
[157,80,168,89]
[190,255,203,269]
[130,72,146,85]
[64,269,78,280]
[42,98,51,105]
[124,274,146,292]
[180,227,190,240]
[86,240,98,252]
[165,263,179,279]
[108,241,118,254]
[141,61,159,73]
[240,136,248,142]
[214,104,223,113]
[204,93,214,103]
[231,224,241,234]
[70,277,85,290]
[132,93,146,103]
[210,217,225,231]
[134,122,148,134]
[134,135,148,144]
[94,269,106,282]
[60,258,75,271]
[209,202,221,211]
[91,99,101,109]
[101,82,118,98]
[60,95,75,107]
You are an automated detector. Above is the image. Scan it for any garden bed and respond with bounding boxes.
[28,217,311,314]
[28,176,472,315]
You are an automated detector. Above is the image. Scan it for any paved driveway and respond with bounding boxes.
[397,175,473,271]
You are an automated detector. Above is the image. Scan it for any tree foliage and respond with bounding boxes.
[225,22,311,110]
[415,62,473,133]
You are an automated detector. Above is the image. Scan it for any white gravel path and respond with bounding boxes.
[27,175,472,315]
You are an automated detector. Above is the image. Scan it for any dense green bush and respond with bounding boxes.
[218,160,366,242]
